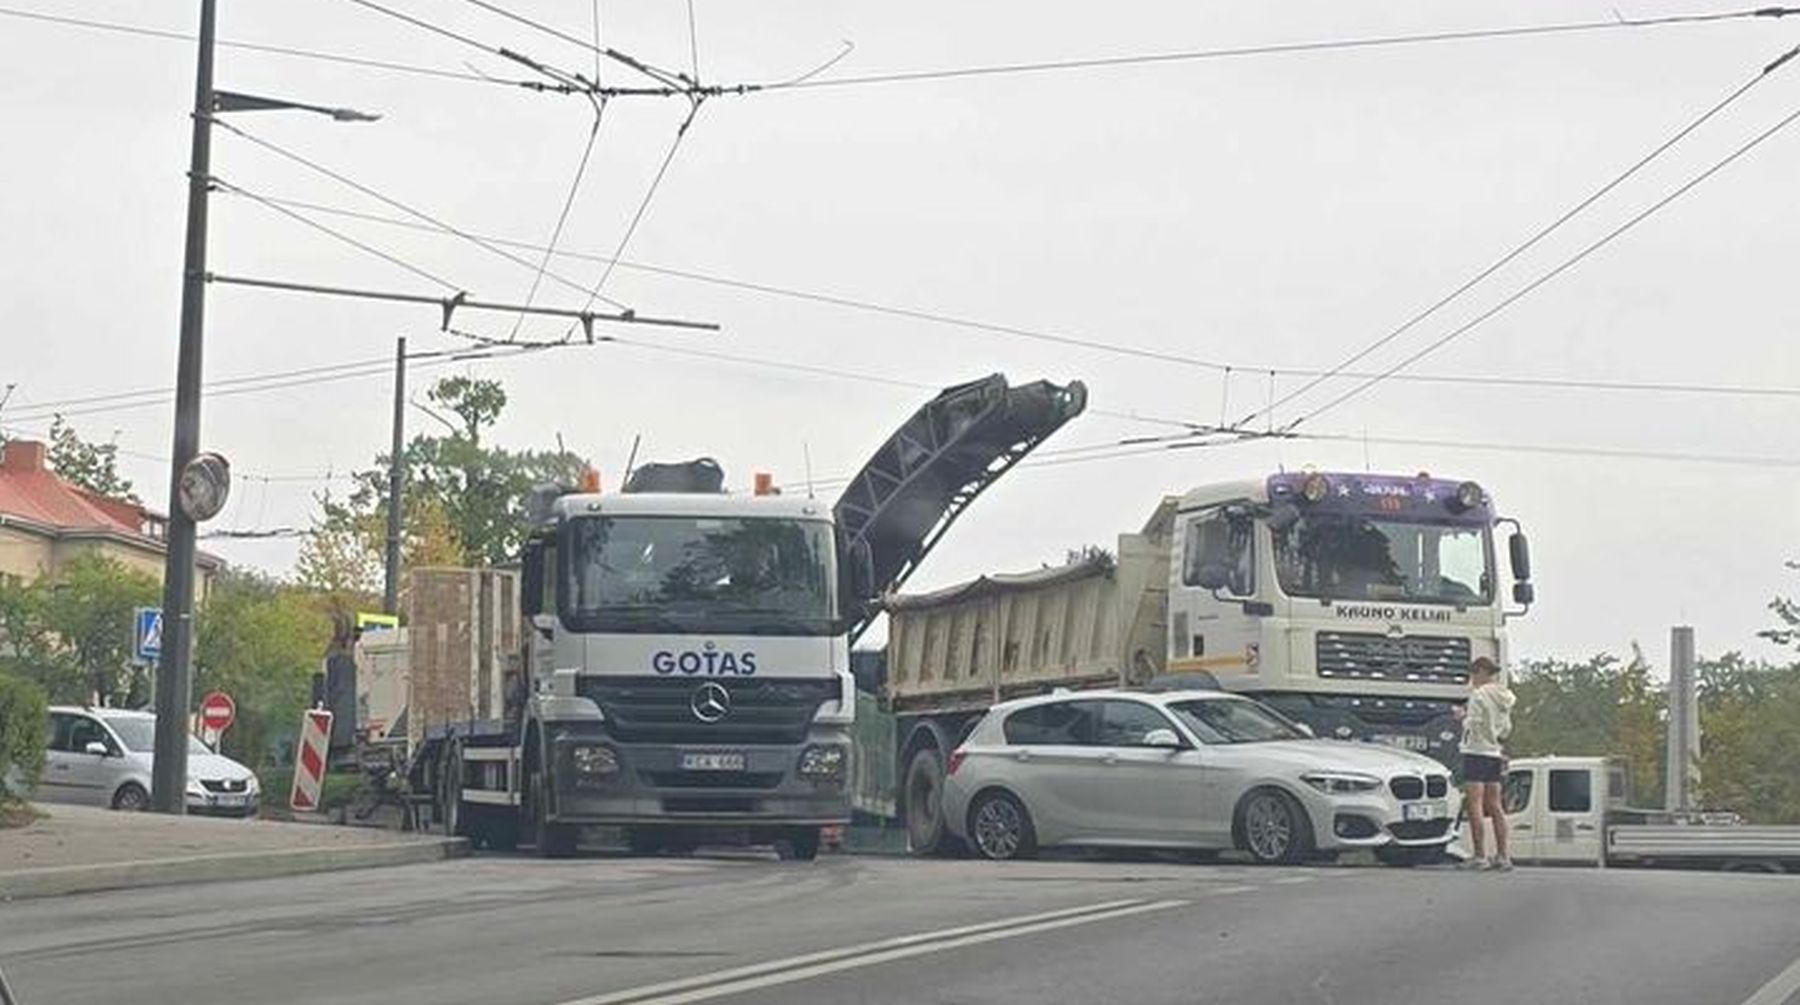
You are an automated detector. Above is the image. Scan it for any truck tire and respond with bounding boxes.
[439,743,469,839]
[776,827,821,861]
[1235,788,1313,866]
[903,745,958,856]
[967,790,1037,861]
[626,827,666,856]
[524,754,579,859]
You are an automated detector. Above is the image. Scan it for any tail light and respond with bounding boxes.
[945,750,968,777]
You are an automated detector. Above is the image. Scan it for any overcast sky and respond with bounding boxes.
[4,1,1797,667]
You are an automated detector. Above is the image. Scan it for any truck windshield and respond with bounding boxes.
[1272,515,1491,606]
[1169,699,1309,744]
[561,515,837,636]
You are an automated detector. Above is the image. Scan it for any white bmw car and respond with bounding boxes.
[941,689,1458,865]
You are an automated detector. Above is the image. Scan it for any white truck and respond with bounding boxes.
[402,375,1087,857]
[882,470,1535,858]
[1491,756,1800,873]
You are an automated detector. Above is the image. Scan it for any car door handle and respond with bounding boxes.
[1514,823,1532,831]
[52,763,70,771]
[1575,823,1596,832]
[1014,750,1031,762]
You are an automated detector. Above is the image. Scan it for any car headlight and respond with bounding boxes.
[798,745,846,779]
[185,778,205,796]
[243,775,261,795]
[1302,772,1382,795]
[571,744,620,777]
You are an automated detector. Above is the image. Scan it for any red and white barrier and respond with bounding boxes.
[289,708,334,812]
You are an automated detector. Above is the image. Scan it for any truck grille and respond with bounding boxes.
[641,771,785,790]
[581,677,838,745]
[1316,632,1471,685]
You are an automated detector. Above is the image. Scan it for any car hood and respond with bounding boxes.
[177,752,257,783]
[1225,739,1444,776]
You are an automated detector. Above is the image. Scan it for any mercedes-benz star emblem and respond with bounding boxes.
[691,682,731,723]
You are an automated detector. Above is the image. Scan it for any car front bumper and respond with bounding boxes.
[548,728,852,826]
[1297,786,1461,851]
[186,794,259,818]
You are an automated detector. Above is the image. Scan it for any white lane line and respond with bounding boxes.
[557,899,1152,1005]
[1269,875,1315,885]
[586,899,1191,1005]
[1741,950,1800,1005]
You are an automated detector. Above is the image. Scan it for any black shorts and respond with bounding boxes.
[1463,754,1504,783]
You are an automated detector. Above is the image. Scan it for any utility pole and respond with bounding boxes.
[151,0,217,815]
[1665,625,1701,813]
[384,335,406,615]
[150,2,379,814]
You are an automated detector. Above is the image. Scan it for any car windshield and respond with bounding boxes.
[1272,514,1492,605]
[99,716,209,755]
[1168,699,1308,744]
[562,515,836,635]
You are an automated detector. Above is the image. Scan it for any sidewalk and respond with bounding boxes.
[0,804,466,900]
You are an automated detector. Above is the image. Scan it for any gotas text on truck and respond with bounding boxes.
[653,642,758,676]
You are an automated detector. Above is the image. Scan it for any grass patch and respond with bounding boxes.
[0,801,46,829]
[256,768,367,813]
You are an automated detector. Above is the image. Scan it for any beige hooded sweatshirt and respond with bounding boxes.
[1460,680,1516,757]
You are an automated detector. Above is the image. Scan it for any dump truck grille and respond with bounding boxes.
[1316,632,1471,685]
[581,677,838,745]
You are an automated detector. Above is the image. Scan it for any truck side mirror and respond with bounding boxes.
[1192,562,1231,591]
[848,540,876,601]
[1508,531,1532,582]
[520,539,544,617]
[1512,581,1535,606]
[1266,502,1300,533]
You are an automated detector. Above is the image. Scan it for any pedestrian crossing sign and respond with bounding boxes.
[134,606,163,664]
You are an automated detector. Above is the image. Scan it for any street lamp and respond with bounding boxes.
[151,0,379,814]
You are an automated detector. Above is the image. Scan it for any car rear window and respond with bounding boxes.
[1003,701,1097,745]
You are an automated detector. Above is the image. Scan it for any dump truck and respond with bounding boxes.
[878,470,1535,854]
[353,375,1085,857]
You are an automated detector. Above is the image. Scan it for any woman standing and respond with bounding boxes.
[1459,657,1517,871]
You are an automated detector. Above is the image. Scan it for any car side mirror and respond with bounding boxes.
[1294,723,1316,739]
[83,741,110,757]
[1142,728,1183,749]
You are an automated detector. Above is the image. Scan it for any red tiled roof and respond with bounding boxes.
[0,439,147,536]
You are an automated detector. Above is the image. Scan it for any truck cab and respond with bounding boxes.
[516,478,857,850]
[1496,756,1620,864]
[1171,471,1534,764]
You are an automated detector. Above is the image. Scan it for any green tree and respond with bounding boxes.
[1760,559,1799,650]
[297,376,586,588]
[0,673,49,810]
[46,414,136,502]
[194,571,332,768]
[1508,650,1667,806]
[1697,654,1800,824]
[0,555,159,706]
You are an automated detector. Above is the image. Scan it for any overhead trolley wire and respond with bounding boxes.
[1239,39,1800,429]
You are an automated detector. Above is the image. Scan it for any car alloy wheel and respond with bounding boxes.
[971,793,1029,861]
[1243,792,1295,862]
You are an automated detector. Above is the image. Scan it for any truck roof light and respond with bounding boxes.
[1449,480,1482,512]
[580,467,602,493]
[1301,473,1330,503]
[754,471,776,496]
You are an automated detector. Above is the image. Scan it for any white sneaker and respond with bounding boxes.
[1457,857,1489,871]
[1486,858,1515,873]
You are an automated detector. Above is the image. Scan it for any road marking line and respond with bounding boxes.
[1741,950,1800,1005]
[558,899,1153,1005]
[1269,875,1315,885]
[576,899,1191,1005]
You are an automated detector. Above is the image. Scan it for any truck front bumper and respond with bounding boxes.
[548,727,853,825]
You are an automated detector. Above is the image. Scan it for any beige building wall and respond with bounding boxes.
[0,524,55,581]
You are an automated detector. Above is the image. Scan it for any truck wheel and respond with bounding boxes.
[968,790,1037,861]
[1376,844,1447,868]
[904,746,957,856]
[776,828,821,861]
[524,759,579,858]
[1236,789,1313,866]
[440,743,469,839]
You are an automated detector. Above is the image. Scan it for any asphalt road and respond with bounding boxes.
[4,851,1799,1005]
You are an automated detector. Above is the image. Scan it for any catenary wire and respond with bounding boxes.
[1240,40,1800,428]
[1285,99,1800,430]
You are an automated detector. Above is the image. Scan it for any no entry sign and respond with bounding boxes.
[199,691,236,734]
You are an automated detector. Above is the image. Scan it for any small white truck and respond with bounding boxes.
[1485,756,1800,873]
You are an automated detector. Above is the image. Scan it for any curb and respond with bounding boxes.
[0,837,469,901]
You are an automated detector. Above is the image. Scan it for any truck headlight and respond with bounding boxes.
[1302,772,1382,795]
[798,745,846,779]
[572,744,620,777]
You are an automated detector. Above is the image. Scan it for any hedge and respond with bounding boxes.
[0,674,48,805]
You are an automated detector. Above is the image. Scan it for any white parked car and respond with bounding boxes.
[39,706,261,817]
[941,689,1458,865]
